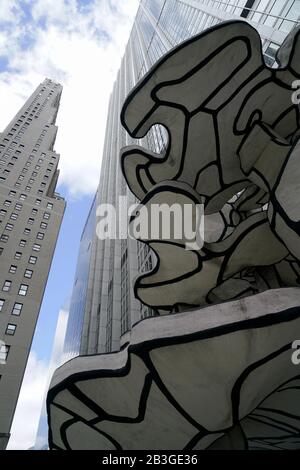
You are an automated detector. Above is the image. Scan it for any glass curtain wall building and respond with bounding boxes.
[63,196,96,359]
[64,0,300,358]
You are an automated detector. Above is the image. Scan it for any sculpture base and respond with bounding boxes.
[47,288,300,450]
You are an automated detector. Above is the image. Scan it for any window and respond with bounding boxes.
[24,269,33,279]
[5,324,16,336]
[0,299,5,311]
[32,243,41,252]
[9,265,17,274]
[47,202,53,209]
[36,232,44,240]
[2,280,12,292]
[19,239,26,247]
[12,302,23,316]
[15,203,22,211]
[0,344,10,362]
[10,213,18,220]
[4,200,11,207]
[14,251,22,260]
[23,228,31,235]
[18,284,28,296]
[5,223,14,231]
[28,255,37,264]
[0,234,9,242]
[43,212,50,220]
[28,218,34,225]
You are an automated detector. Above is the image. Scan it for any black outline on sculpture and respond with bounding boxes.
[47,302,300,450]
[119,20,300,312]
[47,20,300,451]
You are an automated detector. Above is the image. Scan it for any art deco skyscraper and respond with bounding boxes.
[0,78,65,450]
[63,0,300,360]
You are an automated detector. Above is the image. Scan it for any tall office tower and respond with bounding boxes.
[63,0,300,359]
[0,79,65,449]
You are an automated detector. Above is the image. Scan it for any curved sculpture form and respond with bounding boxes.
[47,21,300,451]
[120,20,300,312]
[47,289,300,450]
[121,21,300,207]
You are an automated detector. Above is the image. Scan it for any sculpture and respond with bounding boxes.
[120,20,300,312]
[47,20,300,450]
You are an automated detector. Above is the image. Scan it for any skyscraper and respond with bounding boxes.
[63,0,300,359]
[0,78,65,450]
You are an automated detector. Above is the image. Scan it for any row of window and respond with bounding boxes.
[0,235,41,251]
[0,141,24,154]
[1,178,50,194]
[0,297,21,342]
[8,266,34,278]
[2,223,45,239]
[0,298,23,315]
[2,281,28,296]
[2,194,53,208]
[0,132,56,172]
[0,343,10,362]
[13,251,37,261]
[0,211,49,224]
[0,159,54,181]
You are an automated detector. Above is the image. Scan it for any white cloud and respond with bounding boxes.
[0,0,140,196]
[7,308,69,450]
[0,1,20,24]
[6,351,50,450]
[50,307,69,368]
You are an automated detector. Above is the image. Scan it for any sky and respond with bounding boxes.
[0,0,140,450]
